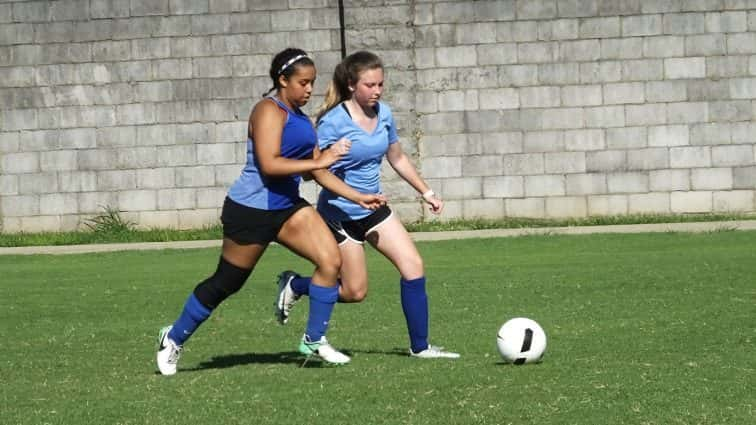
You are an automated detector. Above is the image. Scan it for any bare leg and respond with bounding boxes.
[276,206,341,286]
[337,240,369,302]
[366,214,424,280]
[276,206,350,364]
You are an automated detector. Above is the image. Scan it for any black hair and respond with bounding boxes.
[263,48,315,97]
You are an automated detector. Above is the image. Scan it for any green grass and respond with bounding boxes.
[2,231,755,424]
[404,212,754,232]
[1,212,754,247]
[0,225,223,247]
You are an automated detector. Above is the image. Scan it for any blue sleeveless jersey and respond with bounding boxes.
[227,97,317,210]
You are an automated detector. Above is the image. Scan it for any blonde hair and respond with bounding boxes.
[315,51,383,122]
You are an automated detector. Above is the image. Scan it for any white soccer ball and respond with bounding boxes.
[496,317,547,364]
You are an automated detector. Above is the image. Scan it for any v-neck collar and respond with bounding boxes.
[342,102,380,135]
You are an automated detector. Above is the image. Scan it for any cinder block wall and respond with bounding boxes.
[1,1,755,232]
[0,0,345,232]
[411,0,756,220]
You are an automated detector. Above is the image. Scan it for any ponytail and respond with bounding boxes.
[315,62,350,122]
[315,51,383,123]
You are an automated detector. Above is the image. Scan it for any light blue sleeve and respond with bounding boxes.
[384,103,399,144]
[317,111,342,150]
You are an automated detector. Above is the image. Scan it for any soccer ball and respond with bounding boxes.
[496,317,547,364]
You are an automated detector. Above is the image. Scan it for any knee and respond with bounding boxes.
[401,254,424,279]
[193,256,252,309]
[315,251,342,280]
[340,284,367,303]
[415,256,424,273]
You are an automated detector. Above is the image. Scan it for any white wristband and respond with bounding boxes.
[421,190,435,200]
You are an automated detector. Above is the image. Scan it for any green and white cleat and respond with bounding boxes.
[275,271,302,325]
[409,344,460,359]
[156,325,182,375]
[298,335,350,366]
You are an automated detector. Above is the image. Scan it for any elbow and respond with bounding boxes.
[258,163,273,176]
[388,152,406,166]
[257,156,286,177]
[388,157,405,171]
[258,163,281,178]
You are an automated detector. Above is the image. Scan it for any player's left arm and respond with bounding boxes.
[385,142,443,214]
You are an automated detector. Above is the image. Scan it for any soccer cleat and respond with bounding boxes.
[156,325,182,376]
[409,344,460,359]
[298,335,350,365]
[274,270,302,325]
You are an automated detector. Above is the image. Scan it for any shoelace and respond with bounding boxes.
[284,285,301,308]
[287,292,301,304]
[167,343,182,364]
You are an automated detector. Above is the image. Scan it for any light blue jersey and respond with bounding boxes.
[227,97,317,210]
[316,101,398,221]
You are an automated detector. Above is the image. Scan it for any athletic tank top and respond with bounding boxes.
[227,97,317,210]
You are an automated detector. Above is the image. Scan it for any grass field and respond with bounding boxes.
[1,212,752,247]
[2,231,754,424]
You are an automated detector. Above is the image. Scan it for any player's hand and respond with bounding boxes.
[316,138,351,169]
[357,193,388,210]
[423,193,444,215]
[331,138,351,155]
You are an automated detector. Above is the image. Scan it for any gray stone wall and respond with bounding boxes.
[411,0,756,221]
[0,0,343,232]
[1,0,755,232]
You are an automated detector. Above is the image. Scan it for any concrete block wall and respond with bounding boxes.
[342,0,423,221]
[412,0,756,220]
[0,0,342,232]
[2,0,755,233]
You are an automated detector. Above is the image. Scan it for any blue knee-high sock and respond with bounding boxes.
[290,276,310,296]
[168,293,212,346]
[305,282,338,341]
[401,276,429,353]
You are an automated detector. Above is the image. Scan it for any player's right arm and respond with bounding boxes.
[250,100,345,177]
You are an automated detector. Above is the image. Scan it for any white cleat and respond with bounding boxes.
[410,344,460,359]
[298,336,350,366]
[275,271,302,325]
[156,325,182,376]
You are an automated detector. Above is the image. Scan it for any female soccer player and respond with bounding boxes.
[275,51,459,359]
[156,48,385,375]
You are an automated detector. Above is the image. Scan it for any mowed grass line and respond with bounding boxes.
[1,231,754,424]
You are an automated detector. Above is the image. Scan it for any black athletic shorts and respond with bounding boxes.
[220,196,310,245]
[325,205,393,245]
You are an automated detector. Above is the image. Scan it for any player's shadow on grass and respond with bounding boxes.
[179,350,347,372]
[347,347,408,357]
